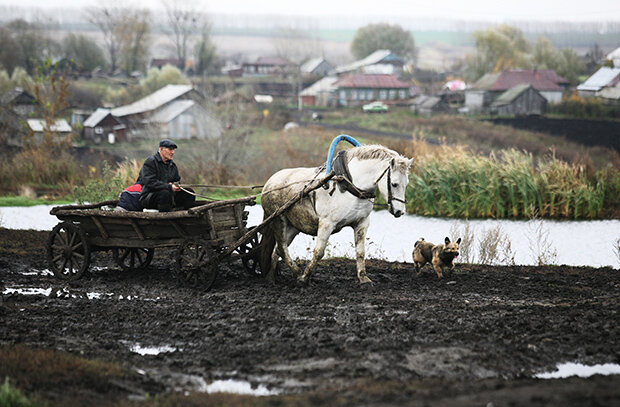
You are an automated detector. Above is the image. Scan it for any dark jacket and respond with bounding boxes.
[137,152,180,198]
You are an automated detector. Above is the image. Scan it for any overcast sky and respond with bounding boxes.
[0,0,619,22]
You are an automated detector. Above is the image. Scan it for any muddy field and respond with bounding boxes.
[1,227,619,406]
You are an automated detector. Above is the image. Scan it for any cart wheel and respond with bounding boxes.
[175,239,218,290]
[113,248,154,271]
[47,222,91,280]
[235,226,265,277]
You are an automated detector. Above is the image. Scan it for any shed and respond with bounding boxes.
[576,67,620,97]
[416,96,450,117]
[26,119,73,145]
[301,57,334,77]
[83,108,126,144]
[490,84,547,116]
[300,76,338,107]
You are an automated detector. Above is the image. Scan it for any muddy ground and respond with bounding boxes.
[1,227,619,406]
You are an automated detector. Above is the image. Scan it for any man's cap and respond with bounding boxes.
[159,139,177,149]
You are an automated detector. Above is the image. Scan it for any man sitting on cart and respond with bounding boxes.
[137,139,195,212]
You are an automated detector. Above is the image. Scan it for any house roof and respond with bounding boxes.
[334,74,410,89]
[149,100,195,123]
[419,96,443,109]
[83,108,112,127]
[606,46,620,67]
[253,56,291,66]
[576,67,620,92]
[491,84,540,106]
[333,49,401,75]
[300,76,338,96]
[301,57,329,73]
[111,84,193,117]
[0,87,36,105]
[27,118,72,133]
[472,70,566,92]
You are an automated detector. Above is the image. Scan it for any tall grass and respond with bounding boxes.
[407,145,609,219]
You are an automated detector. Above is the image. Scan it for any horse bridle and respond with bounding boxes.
[375,163,407,211]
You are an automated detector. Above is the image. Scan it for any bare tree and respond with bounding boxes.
[86,3,125,73]
[162,0,204,71]
[118,9,151,75]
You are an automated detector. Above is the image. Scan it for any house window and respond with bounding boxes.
[399,89,407,99]
[389,90,397,99]
[379,90,387,100]
[359,90,366,100]
[351,90,358,100]
[367,90,374,99]
[339,90,346,100]
[95,127,103,134]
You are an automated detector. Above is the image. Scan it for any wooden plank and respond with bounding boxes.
[50,200,118,214]
[205,210,217,240]
[187,196,256,215]
[168,220,188,238]
[90,216,109,239]
[130,219,146,240]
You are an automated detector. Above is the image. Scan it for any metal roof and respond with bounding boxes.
[334,74,410,89]
[149,100,195,123]
[576,67,620,92]
[472,70,565,91]
[27,119,72,133]
[301,57,327,73]
[83,108,111,127]
[333,49,398,75]
[491,84,535,106]
[300,76,338,96]
[111,84,193,117]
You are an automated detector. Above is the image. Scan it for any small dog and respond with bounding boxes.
[412,237,461,278]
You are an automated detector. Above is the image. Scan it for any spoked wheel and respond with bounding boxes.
[113,248,154,271]
[175,239,218,290]
[234,226,265,277]
[47,222,91,280]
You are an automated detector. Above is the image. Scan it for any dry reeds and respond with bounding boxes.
[407,145,608,219]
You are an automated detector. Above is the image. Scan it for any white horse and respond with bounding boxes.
[258,144,414,284]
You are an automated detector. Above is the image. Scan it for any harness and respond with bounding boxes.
[329,148,407,211]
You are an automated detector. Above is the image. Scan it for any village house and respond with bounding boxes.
[242,56,296,77]
[333,49,404,76]
[0,87,38,146]
[333,74,413,107]
[26,118,73,145]
[300,57,334,78]
[576,67,620,99]
[82,108,126,144]
[489,84,548,116]
[465,69,568,113]
[299,76,338,107]
[82,84,217,143]
[411,95,450,116]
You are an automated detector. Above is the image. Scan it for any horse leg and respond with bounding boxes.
[271,216,301,279]
[298,222,333,284]
[354,220,372,284]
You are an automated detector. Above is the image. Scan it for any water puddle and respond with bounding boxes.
[129,343,178,356]
[206,379,278,396]
[535,362,620,379]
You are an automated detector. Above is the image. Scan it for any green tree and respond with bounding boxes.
[533,38,584,86]
[62,33,107,72]
[464,25,531,81]
[140,64,190,94]
[350,23,416,62]
[195,23,218,75]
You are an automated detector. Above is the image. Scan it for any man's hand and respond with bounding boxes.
[171,182,181,192]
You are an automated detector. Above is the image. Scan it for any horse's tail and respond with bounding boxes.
[258,218,276,275]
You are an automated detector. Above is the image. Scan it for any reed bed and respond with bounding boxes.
[407,146,608,219]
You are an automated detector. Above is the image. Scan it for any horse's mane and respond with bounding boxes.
[346,144,411,171]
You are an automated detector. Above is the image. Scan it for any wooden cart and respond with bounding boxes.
[47,196,262,290]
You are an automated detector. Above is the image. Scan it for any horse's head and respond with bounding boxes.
[378,155,414,218]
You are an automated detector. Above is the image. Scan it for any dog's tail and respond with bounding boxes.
[414,237,425,247]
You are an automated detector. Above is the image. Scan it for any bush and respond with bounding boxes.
[0,377,33,407]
